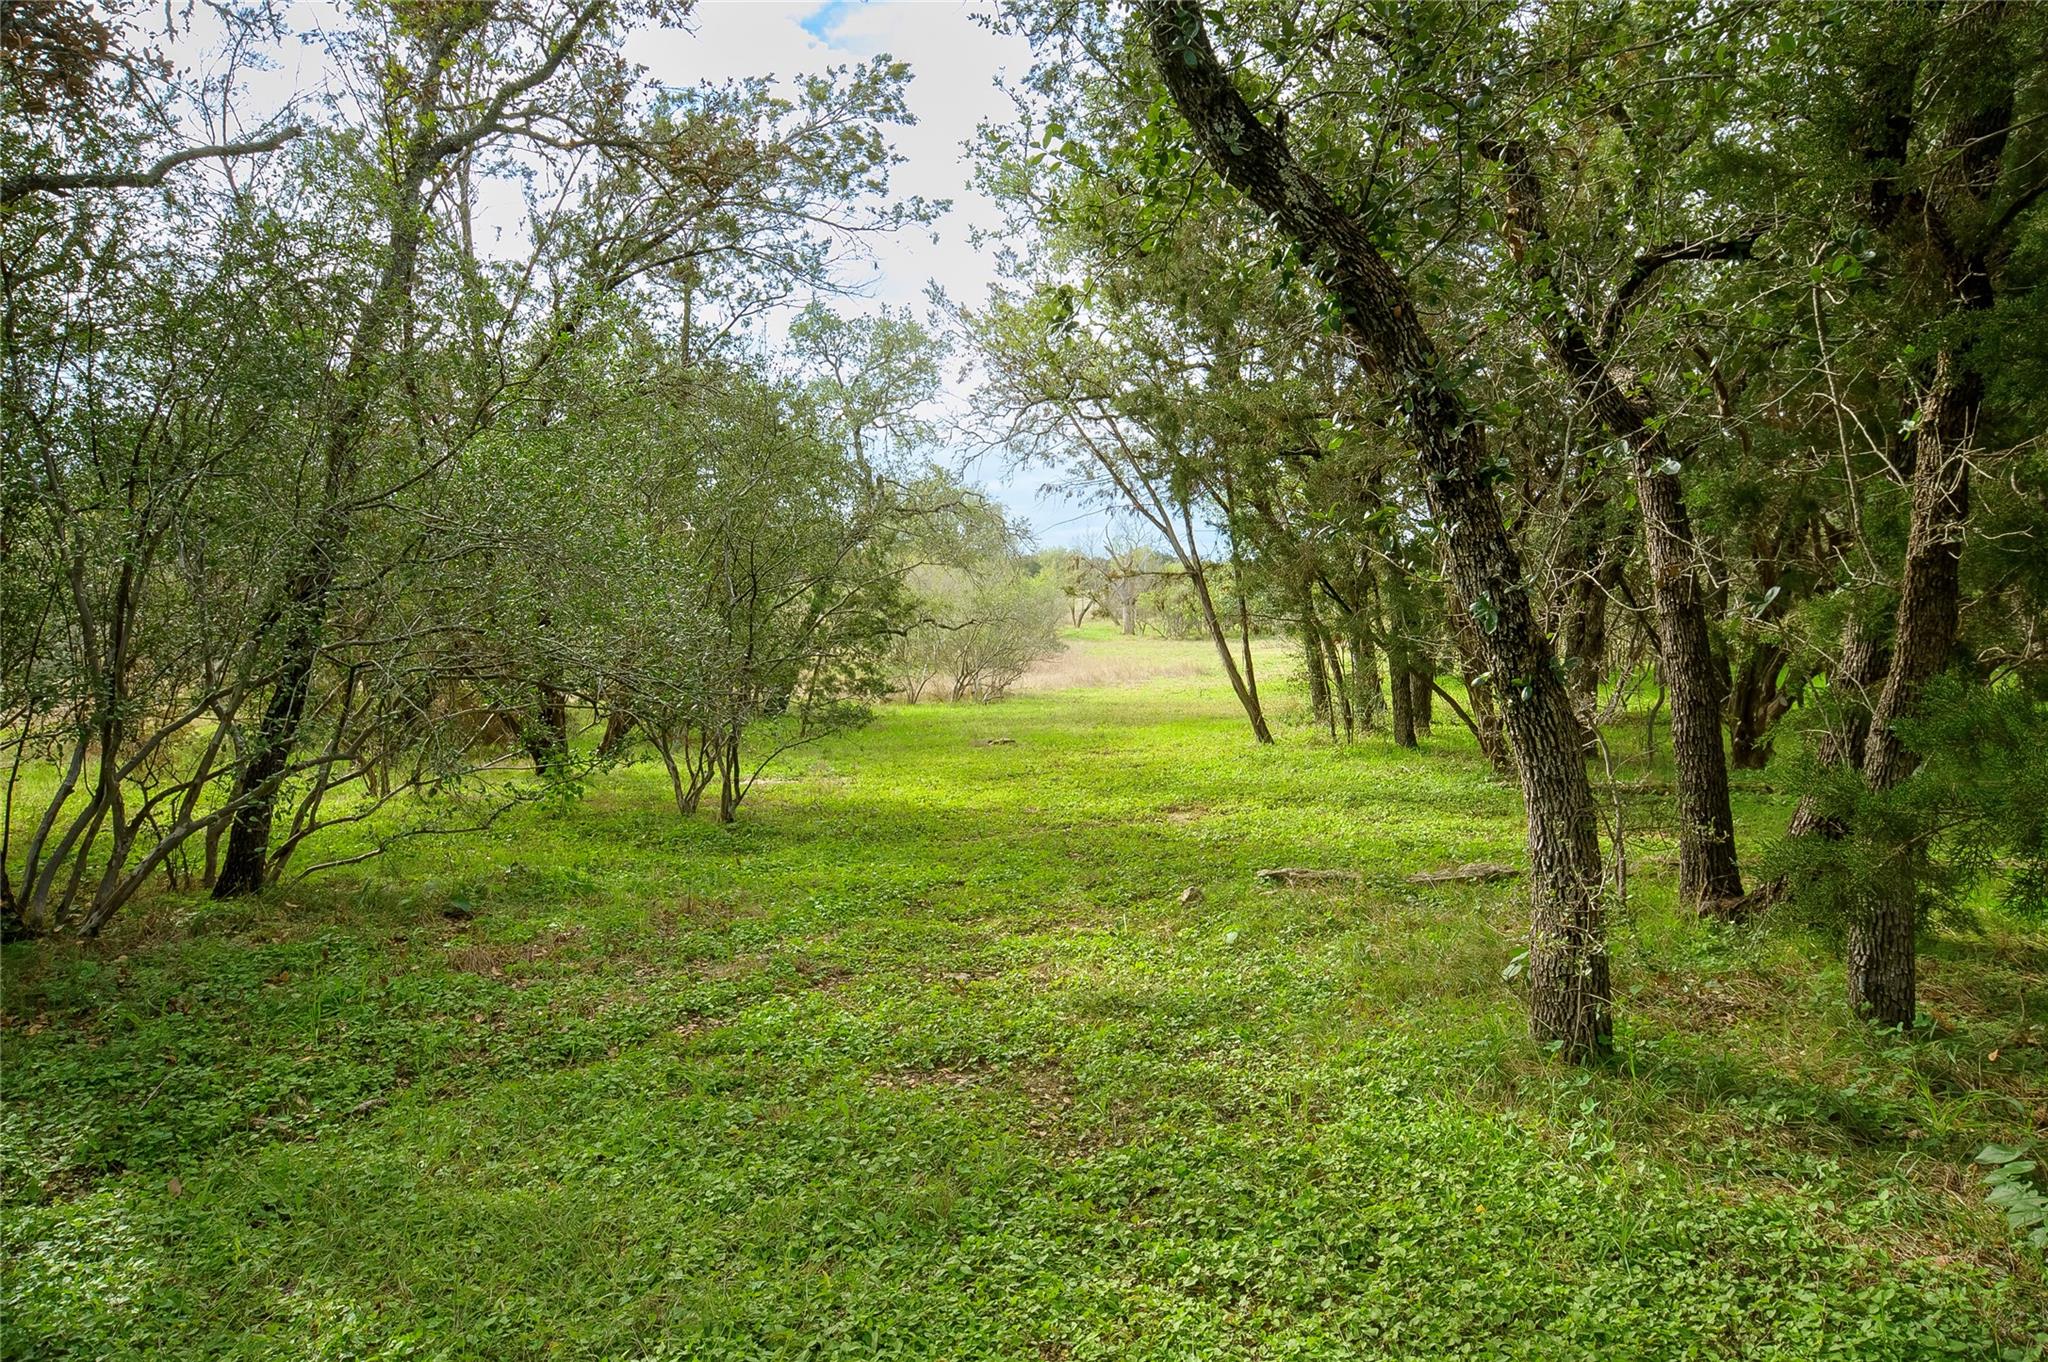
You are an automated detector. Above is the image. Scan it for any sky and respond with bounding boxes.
[180,1,1114,549]
[625,3,1112,547]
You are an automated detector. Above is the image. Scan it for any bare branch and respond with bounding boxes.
[1596,227,1766,347]
[1,125,304,205]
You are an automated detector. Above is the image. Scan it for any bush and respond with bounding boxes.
[892,561,1066,702]
[1771,675,2048,937]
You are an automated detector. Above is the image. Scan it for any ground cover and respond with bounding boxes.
[4,626,2044,1359]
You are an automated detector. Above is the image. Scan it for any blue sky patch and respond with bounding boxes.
[799,1,855,44]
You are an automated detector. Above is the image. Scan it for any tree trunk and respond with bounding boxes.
[1384,573,1419,749]
[1301,592,1333,735]
[1489,140,1742,910]
[1638,467,1744,907]
[1860,361,1973,794]
[526,684,571,773]
[1727,642,1785,770]
[1410,666,1433,735]
[596,706,635,760]
[1387,639,1417,749]
[1388,661,1416,748]
[1846,900,1916,1027]
[1305,630,1334,733]
[1348,628,1383,729]
[1847,353,1974,1023]
[212,580,326,898]
[1446,603,1515,776]
[1323,625,1355,739]
[1185,559,1273,744]
[718,729,742,823]
[1558,536,1621,712]
[1786,614,1888,840]
[1145,0,1608,1056]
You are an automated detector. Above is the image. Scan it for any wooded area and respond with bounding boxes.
[4,0,2047,1356]
[968,0,2047,1048]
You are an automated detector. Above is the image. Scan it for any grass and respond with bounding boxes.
[4,622,2045,1360]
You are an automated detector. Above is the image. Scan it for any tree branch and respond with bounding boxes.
[1597,227,1765,347]
[1,125,304,205]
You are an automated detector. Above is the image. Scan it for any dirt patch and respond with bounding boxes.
[647,895,761,936]
[859,1059,1110,1148]
[869,1065,990,1091]
[444,928,586,977]
[1635,969,1780,1032]
[791,958,854,991]
[693,954,765,982]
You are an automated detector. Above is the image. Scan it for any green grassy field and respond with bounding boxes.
[5,623,2045,1359]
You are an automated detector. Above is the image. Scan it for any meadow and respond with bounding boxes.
[4,624,2044,1360]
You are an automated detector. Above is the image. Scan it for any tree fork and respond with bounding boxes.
[1485,138,1743,911]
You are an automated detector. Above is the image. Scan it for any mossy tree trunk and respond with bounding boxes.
[1143,0,1610,1056]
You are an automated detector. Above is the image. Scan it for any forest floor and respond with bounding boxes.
[4,623,2046,1360]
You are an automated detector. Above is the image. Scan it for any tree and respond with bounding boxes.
[1483,137,1747,910]
[790,303,944,475]
[1,1,943,930]
[972,296,1276,742]
[1774,1,2048,1020]
[1137,1,1610,1056]
[205,5,932,894]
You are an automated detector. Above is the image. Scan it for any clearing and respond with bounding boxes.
[4,625,2044,1359]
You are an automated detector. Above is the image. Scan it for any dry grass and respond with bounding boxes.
[1009,624,1289,694]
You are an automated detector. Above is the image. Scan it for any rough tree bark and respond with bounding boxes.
[1838,11,2010,1022]
[1559,554,1618,711]
[526,684,572,774]
[1849,353,1976,1022]
[1785,614,1887,840]
[1384,580,1418,750]
[596,705,636,761]
[1446,602,1515,776]
[1142,0,1609,1055]
[1489,140,1744,910]
[1727,641,1787,771]
[1348,629,1383,730]
[1410,666,1433,735]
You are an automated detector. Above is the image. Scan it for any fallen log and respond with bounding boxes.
[1254,867,1363,886]
[1405,862,1519,885]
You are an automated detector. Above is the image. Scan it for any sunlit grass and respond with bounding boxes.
[4,628,2043,1359]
